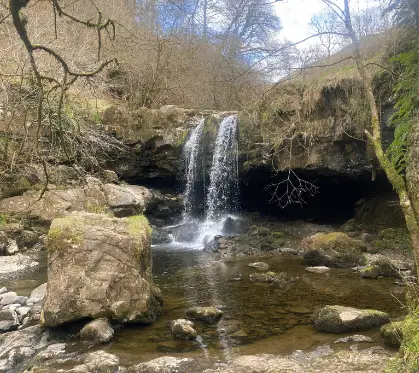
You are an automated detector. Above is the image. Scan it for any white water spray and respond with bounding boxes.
[183,118,205,220]
[206,114,239,221]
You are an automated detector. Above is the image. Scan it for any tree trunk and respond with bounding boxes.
[342,0,419,271]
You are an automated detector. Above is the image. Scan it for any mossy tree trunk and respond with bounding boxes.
[341,0,419,272]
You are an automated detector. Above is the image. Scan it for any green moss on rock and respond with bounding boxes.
[302,232,366,268]
[312,305,390,333]
[381,321,403,348]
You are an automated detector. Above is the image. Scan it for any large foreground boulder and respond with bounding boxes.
[302,232,366,268]
[312,305,390,333]
[41,212,162,327]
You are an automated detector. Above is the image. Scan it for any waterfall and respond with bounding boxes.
[183,118,205,220]
[206,114,239,221]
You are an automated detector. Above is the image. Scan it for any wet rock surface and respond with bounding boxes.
[302,232,366,268]
[169,319,197,340]
[312,305,390,333]
[79,318,114,344]
[42,212,162,327]
[186,306,223,324]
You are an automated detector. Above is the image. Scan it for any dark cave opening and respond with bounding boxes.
[240,167,395,224]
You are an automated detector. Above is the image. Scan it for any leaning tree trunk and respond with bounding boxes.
[342,0,419,272]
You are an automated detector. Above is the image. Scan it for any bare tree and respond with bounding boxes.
[321,0,419,271]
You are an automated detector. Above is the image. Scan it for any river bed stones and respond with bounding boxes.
[250,272,298,288]
[42,212,162,327]
[186,306,223,324]
[170,319,197,340]
[80,318,114,344]
[312,305,390,333]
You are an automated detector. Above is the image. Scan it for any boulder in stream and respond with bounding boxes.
[302,232,366,268]
[312,305,390,333]
[186,306,223,324]
[170,319,197,340]
[80,318,114,344]
[41,212,162,327]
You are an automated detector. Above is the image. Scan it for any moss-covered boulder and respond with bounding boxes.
[312,305,390,333]
[302,232,366,268]
[42,212,162,327]
[380,321,403,347]
[186,306,223,324]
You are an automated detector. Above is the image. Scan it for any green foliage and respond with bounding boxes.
[386,50,418,174]
[0,214,8,226]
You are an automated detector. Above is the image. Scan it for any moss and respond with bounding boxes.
[47,216,84,253]
[128,214,151,237]
[386,305,419,372]
[360,265,381,279]
[0,214,8,227]
[84,202,108,214]
[374,228,411,251]
[272,231,284,239]
[381,321,403,348]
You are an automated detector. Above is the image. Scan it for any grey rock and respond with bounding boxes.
[80,318,114,344]
[170,319,197,340]
[248,262,269,270]
[42,212,161,327]
[15,296,28,306]
[16,307,31,319]
[29,283,47,303]
[186,306,223,324]
[5,240,19,255]
[0,309,19,333]
[0,325,45,372]
[127,356,193,373]
[16,230,39,249]
[0,288,7,295]
[69,350,120,373]
[0,292,17,306]
[305,266,330,274]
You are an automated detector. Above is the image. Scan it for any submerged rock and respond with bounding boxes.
[380,321,403,347]
[302,232,366,268]
[186,306,223,324]
[42,212,162,327]
[250,272,298,288]
[248,262,269,270]
[127,356,193,373]
[334,335,373,343]
[305,266,330,274]
[80,318,114,344]
[312,305,390,333]
[170,319,197,340]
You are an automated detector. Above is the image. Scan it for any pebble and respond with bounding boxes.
[15,296,28,306]
[0,287,7,295]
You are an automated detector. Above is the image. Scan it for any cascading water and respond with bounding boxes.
[183,118,205,220]
[168,114,240,248]
[206,114,239,221]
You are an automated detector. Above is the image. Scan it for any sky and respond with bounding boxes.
[274,0,380,44]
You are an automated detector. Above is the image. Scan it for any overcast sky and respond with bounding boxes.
[274,0,380,43]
